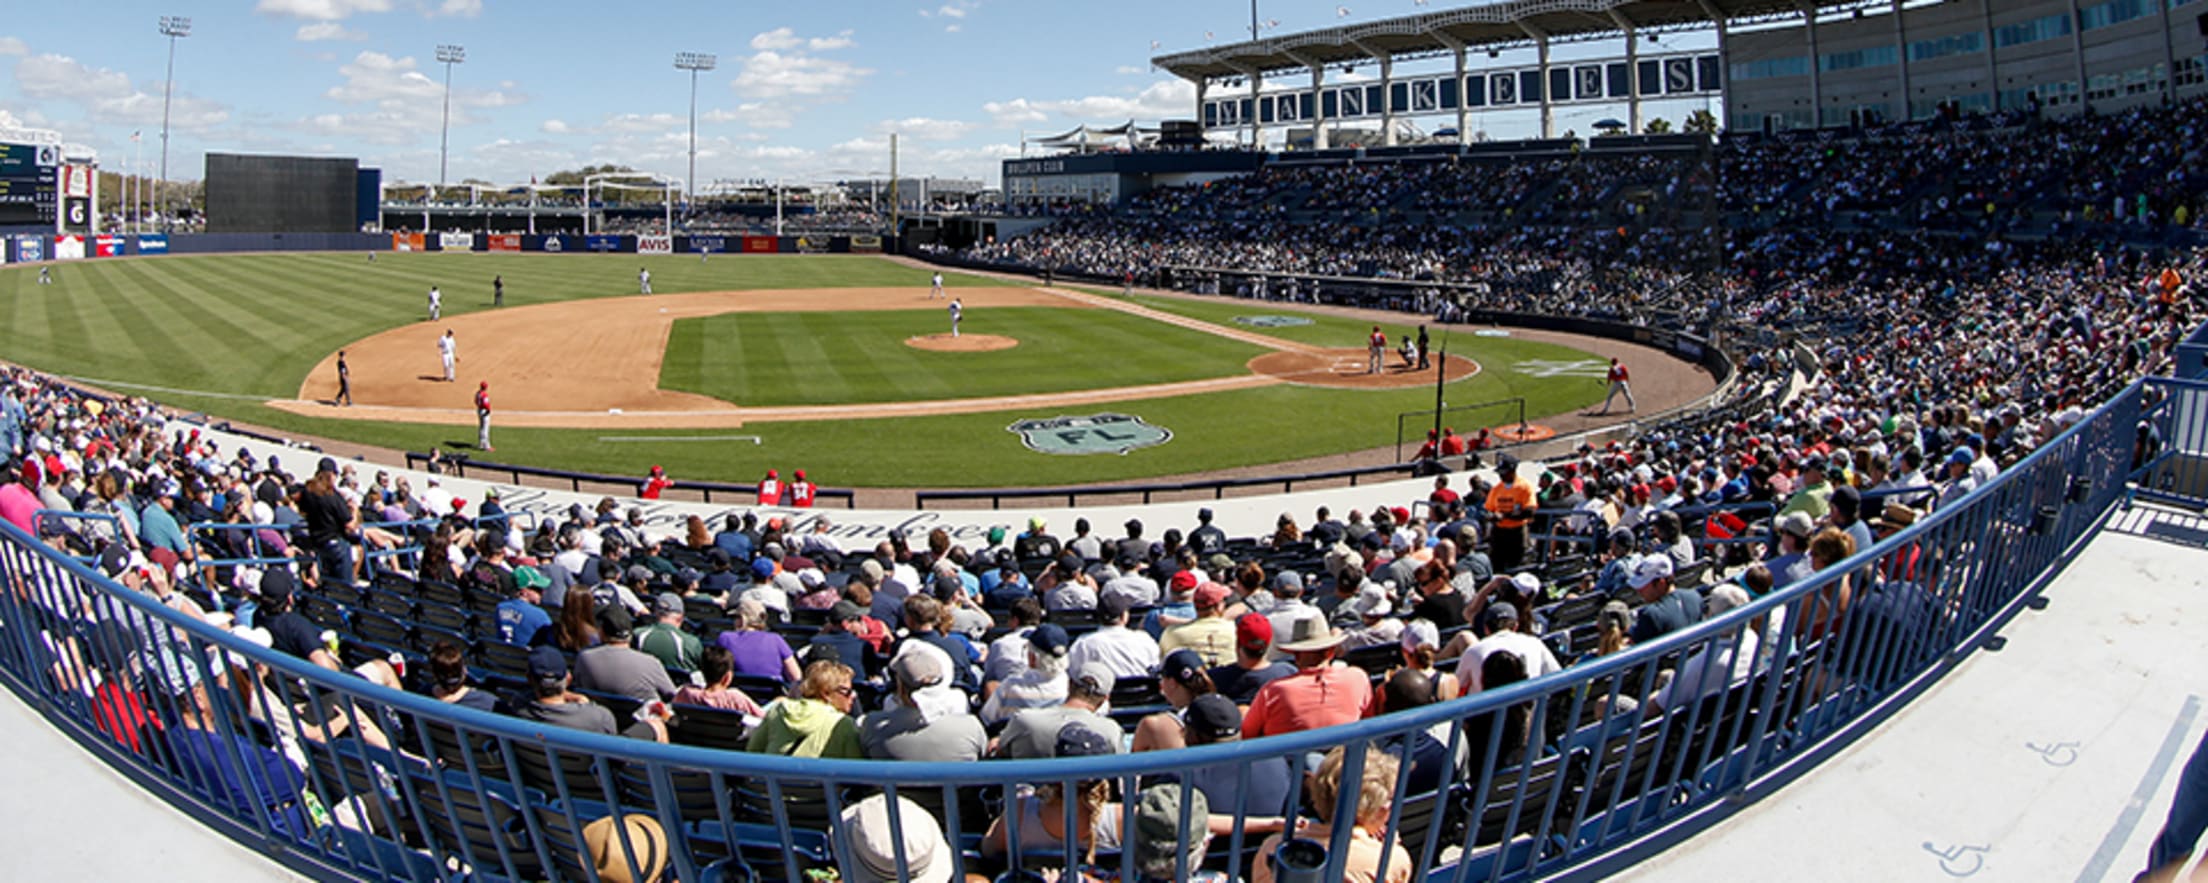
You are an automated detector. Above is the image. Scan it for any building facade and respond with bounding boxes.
[1727,0,2206,130]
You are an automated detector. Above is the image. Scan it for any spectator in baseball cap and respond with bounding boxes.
[1207,612,1296,706]
[979,623,1069,725]
[989,659,1121,760]
[1132,648,1217,753]
[1158,580,1236,668]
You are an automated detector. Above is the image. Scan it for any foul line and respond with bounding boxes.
[596,435,762,444]
[2076,694,2201,883]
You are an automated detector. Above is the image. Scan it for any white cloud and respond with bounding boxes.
[807,31,855,51]
[540,119,572,134]
[985,79,1195,126]
[1114,65,1145,75]
[921,1,977,18]
[0,36,27,57]
[876,117,973,141]
[14,53,231,130]
[436,0,483,16]
[749,27,803,51]
[733,50,871,99]
[944,24,962,33]
[302,50,525,145]
[599,112,685,134]
[254,0,394,21]
[294,22,363,41]
[703,102,796,129]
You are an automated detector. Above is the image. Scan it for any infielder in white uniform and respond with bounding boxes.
[427,285,442,321]
[949,298,963,338]
[438,330,457,382]
[931,272,945,299]
[639,267,652,294]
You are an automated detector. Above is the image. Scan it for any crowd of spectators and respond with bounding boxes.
[7,99,2208,883]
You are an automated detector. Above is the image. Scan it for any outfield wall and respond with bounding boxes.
[3,231,892,262]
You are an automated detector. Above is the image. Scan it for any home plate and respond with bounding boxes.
[609,408,624,415]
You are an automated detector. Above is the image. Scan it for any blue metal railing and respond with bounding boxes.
[0,377,2149,882]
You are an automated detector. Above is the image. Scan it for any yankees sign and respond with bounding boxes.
[1009,413,1173,456]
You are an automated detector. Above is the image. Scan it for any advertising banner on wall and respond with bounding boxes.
[14,235,45,263]
[637,235,672,255]
[849,234,883,254]
[685,236,727,254]
[585,234,625,253]
[134,234,169,255]
[62,198,90,231]
[742,235,777,254]
[391,232,426,252]
[94,235,123,257]
[794,236,829,254]
[439,232,476,251]
[52,235,84,260]
[528,234,577,253]
[486,234,522,252]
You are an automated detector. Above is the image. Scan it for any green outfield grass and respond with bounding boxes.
[0,253,1615,486]
[659,307,1267,406]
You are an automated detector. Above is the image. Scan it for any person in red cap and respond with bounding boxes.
[1366,325,1386,374]
[1207,612,1295,706]
[640,465,673,500]
[473,381,492,452]
[1439,427,1467,457]
[756,469,781,507]
[787,469,817,508]
[1413,429,1440,462]
[1159,581,1236,667]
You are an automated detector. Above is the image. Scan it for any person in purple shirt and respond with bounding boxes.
[716,598,799,683]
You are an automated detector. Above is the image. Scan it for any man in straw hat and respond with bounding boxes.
[1243,616,1371,739]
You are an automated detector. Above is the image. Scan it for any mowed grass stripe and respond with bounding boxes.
[659,306,1269,407]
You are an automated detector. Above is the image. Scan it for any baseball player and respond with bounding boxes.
[949,298,963,338]
[335,350,353,407]
[1603,356,1637,414]
[757,469,782,506]
[639,267,652,294]
[474,381,493,452]
[428,285,442,321]
[641,465,672,500]
[493,275,504,307]
[788,470,817,508]
[930,272,944,299]
[1416,325,1431,370]
[1367,326,1386,374]
[38,266,51,285]
[438,330,457,382]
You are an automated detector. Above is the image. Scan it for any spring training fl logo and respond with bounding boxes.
[1009,413,1172,456]
[1232,315,1315,328]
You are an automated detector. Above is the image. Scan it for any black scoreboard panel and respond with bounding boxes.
[204,153,359,234]
[0,143,59,226]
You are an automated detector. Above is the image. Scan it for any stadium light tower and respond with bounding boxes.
[436,44,465,192]
[156,15,190,232]
[673,52,717,210]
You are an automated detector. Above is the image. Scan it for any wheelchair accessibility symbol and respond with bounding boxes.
[2025,741,2080,766]
[1922,842,1989,876]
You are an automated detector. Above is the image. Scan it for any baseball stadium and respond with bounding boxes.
[0,0,2205,881]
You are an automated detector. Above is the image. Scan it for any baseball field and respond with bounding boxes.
[0,252,1704,487]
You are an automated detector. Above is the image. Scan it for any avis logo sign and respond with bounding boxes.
[1009,413,1172,456]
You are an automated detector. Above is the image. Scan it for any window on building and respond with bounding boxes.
[1730,56,1810,81]
[1820,45,1899,72]
[2176,56,2206,88]
[2078,0,2153,31]
[1909,32,1985,62]
[1993,13,2072,48]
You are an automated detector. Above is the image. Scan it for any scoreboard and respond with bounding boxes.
[0,142,60,226]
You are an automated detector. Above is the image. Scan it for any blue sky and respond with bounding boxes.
[0,1,1715,187]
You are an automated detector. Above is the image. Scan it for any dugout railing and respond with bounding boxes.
[0,368,2155,882]
[401,452,857,509]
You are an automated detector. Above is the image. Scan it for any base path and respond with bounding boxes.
[268,283,1480,429]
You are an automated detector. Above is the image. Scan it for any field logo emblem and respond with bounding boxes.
[1009,413,1172,456]
[1233,315,1315,328]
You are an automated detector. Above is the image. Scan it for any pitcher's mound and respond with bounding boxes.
[907,333,1017,352]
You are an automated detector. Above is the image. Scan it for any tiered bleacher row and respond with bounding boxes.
[0,101,2202,882]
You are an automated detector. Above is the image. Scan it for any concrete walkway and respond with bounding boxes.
[0,686,300,882]
[1625,504,2208,883]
